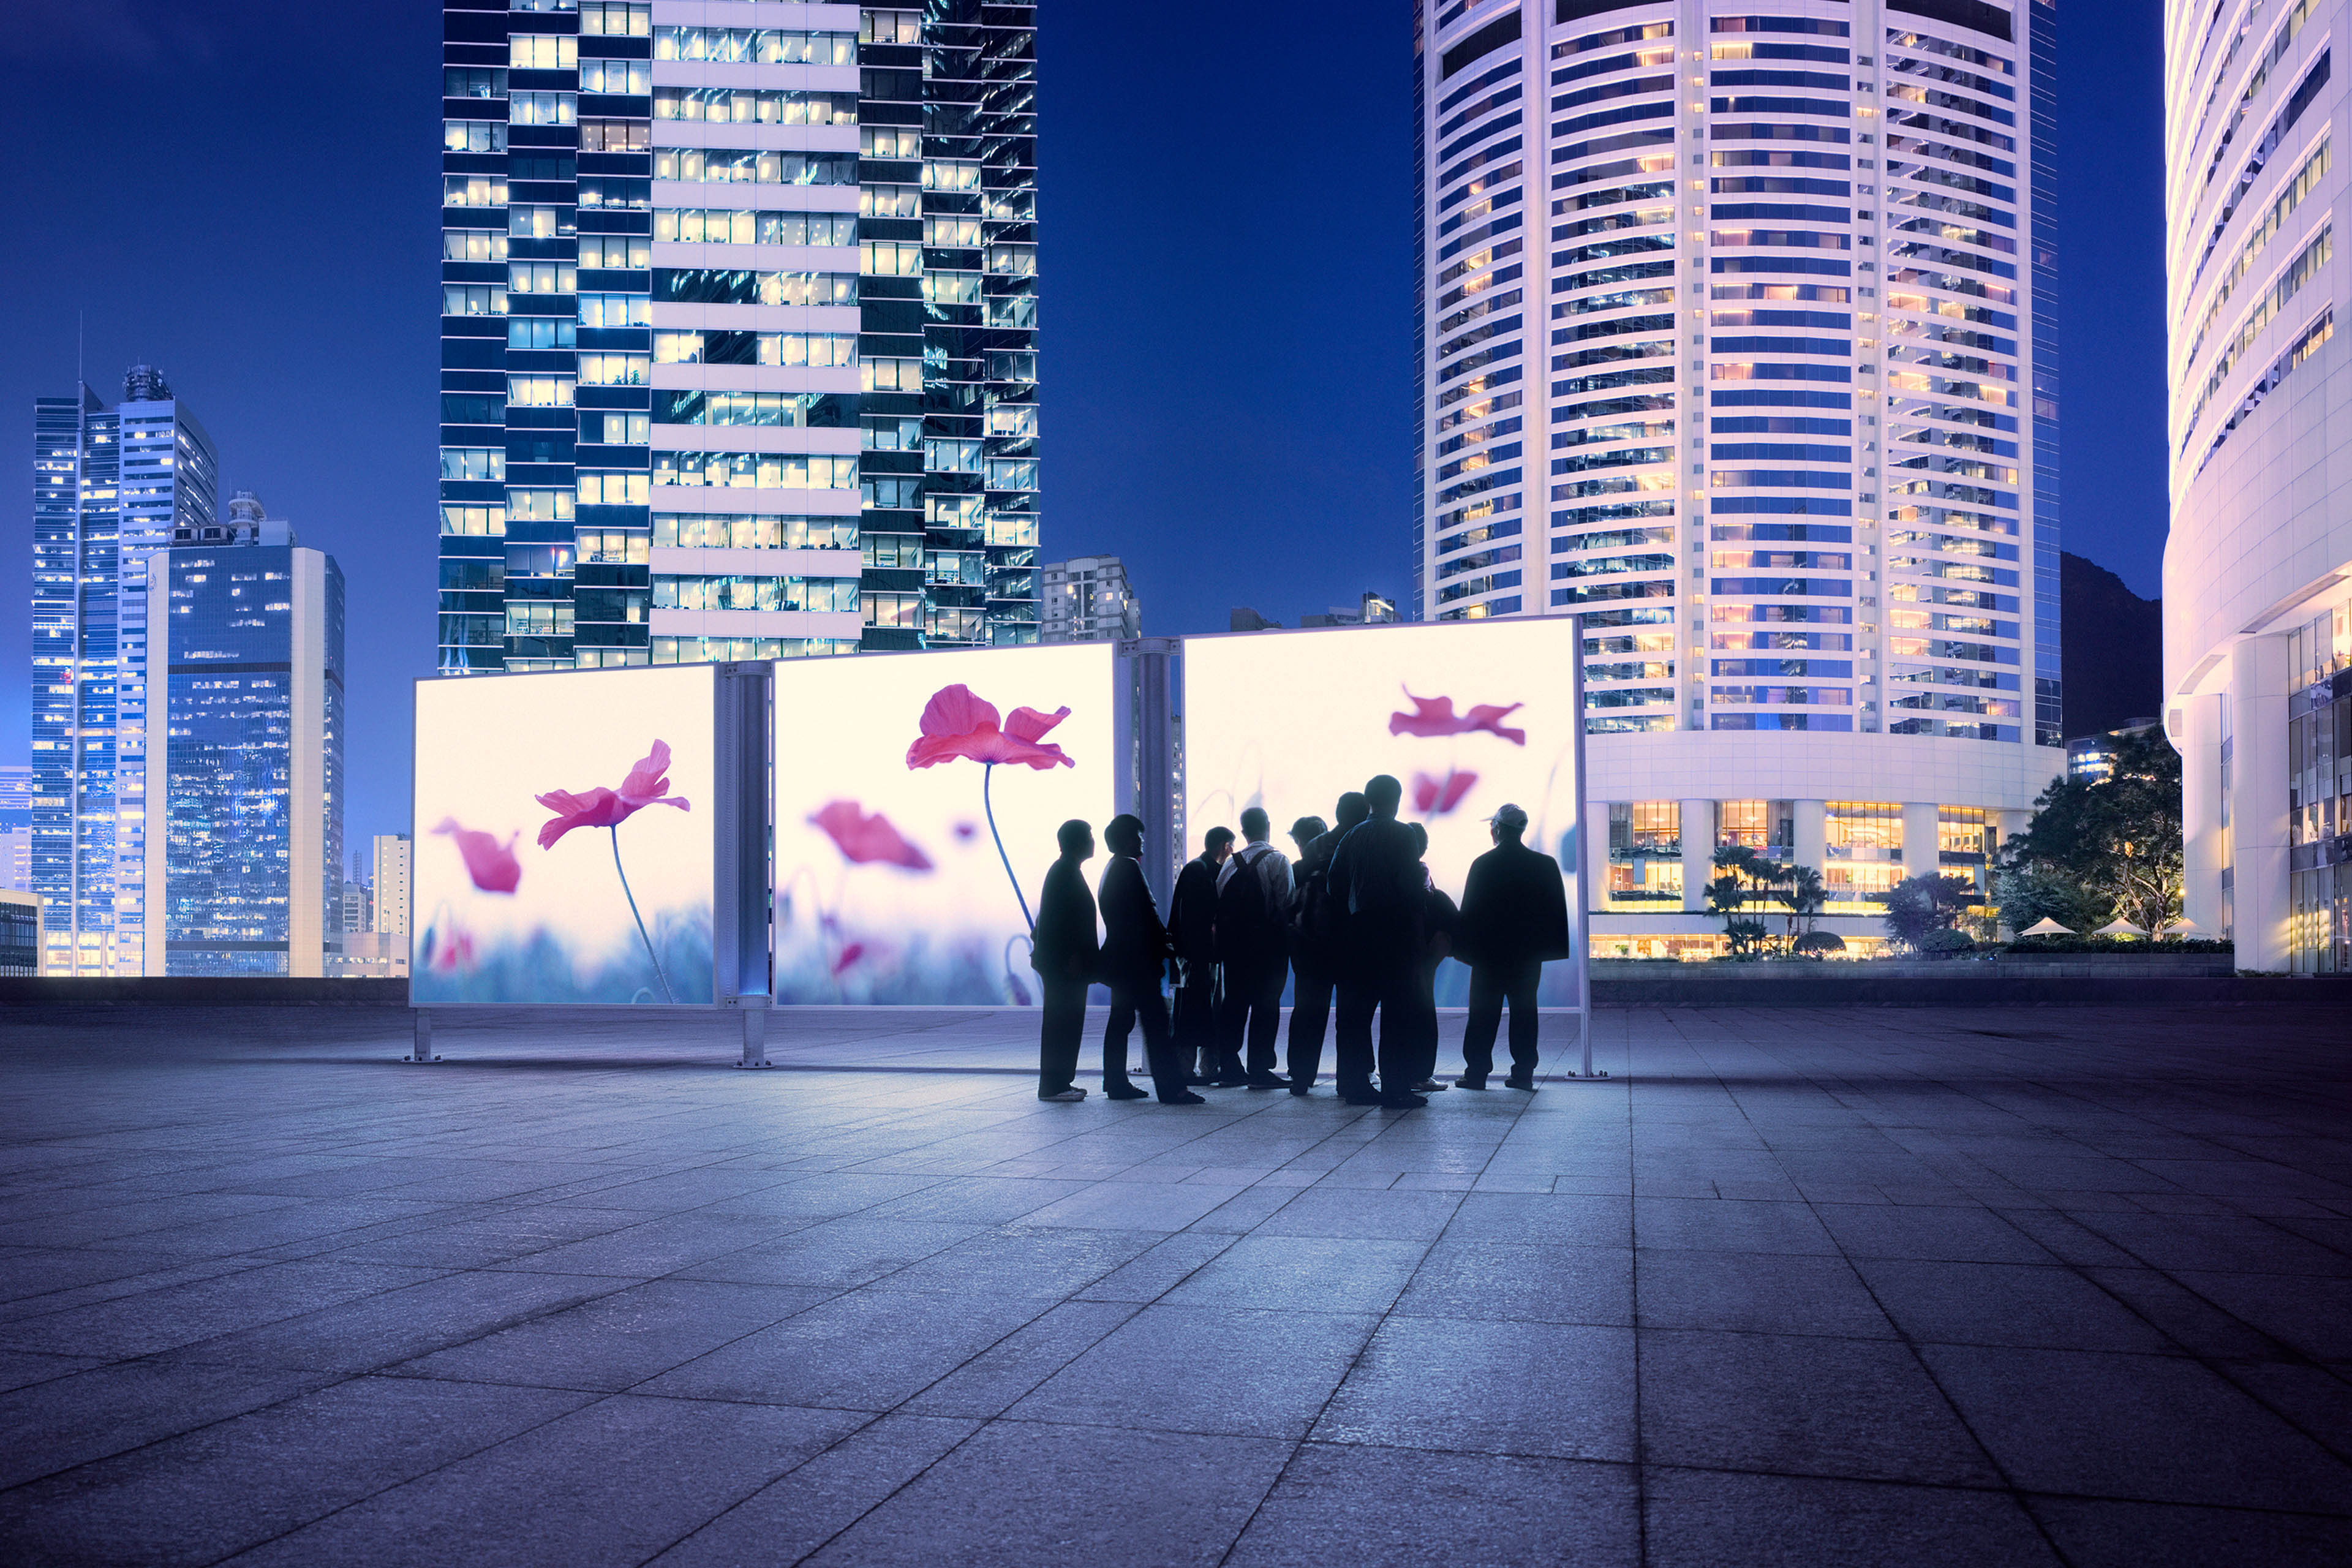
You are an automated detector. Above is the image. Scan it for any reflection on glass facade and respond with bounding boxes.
[437,0,1039,676]
[150,507,344,977]
[30,368,219,976]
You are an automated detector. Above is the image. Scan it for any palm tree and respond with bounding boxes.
[1781,863,1825,948]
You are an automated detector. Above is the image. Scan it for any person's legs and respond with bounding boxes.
[1375,967,1425,1106]
[1173,980,1215,1081]
[1244,965,1287,1082]
[1210,968,1250,1085]
[1133,986,1192,1101]
[1459,964,1504,1085]
[1411,970,1441,1085]
[1039,979,1084,1096]
[1333,980,1378,1099]
[1286,963,1332,1091]
[1505,959,1544,1082]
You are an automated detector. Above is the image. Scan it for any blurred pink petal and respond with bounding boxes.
[1006,971,1033,1006]
[905,684,1075,770]
[953,821,979,841]
[537,740,691,849]
[432,818,521,894]
[832,941,866,976]
[809,801,933,871]
[432,929,476,973]
[1389,692,1526,746]
[1411,769,1480,816]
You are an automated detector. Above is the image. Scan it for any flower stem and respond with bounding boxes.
[983,763,1035,933]
[610,826,675,1003]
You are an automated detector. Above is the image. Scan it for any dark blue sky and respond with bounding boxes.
[0,0,2167,851]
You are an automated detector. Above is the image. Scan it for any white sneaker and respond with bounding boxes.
[1039,1087,1087,1102]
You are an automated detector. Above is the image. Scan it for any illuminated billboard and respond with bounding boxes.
[413,665,716,1005]
[772,643,1117,1004]
[1181,619,1581,1002]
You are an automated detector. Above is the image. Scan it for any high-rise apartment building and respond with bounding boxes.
[1417,0,2062,952]
[438,0,1039,676]
[374,834,413,949]
[31,368,219,975]
[1039,555,1140,643]
[142,497,345,976]
[0,765,30,892]
[2163,0,2346,971]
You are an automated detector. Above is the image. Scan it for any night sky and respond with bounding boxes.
[0,0,2168,852]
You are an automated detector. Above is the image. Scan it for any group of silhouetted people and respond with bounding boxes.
[1029,774,1572,1108]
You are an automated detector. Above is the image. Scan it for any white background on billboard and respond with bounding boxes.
[771,643,1115,1004]
[1183,620,1580,902]
[413,665,714,1001]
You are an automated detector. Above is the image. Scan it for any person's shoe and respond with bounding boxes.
[1212,1076,1251,1088]
[1104,1082,1150,1101]
[1381,1093,1430,1110]
[1504,1075,1537,1091]
[1183,1072,1212,1086]
[1246,1074,1290,1090]
[1287,1084,1314,1096]
[1161,1090,1207,1106]
[1341,1090,1385,1106]
[1039,1087,1087,1102]
[1412,1079,1449,1093]
[1455,1076,1489,1089]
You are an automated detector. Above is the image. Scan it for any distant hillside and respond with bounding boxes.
[2060,551,2163,737]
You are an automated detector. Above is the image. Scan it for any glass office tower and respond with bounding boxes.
[437,0,1039,674]
[1415,0,2063,955]
[30,368,219,976]
[143,495,345,977]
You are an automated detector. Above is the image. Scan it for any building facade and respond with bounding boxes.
[142,502,345,977]
[31,368,221,975]
[1039,554,1140,642]
[0,765,29,892]
[1417,0,2062,952]
[2163,0,2349,972]
[437,0,1039,677]
[0,889,36,976]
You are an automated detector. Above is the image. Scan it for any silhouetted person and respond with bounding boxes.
[1455,802,1569,1090]
[1098,814,1203,1105]
[1030,820,1106,1101]
[1287,794,1366,1095]
[1169,826,1232,1083]
[1329,775,1430,1109]
[1403,821,1458,1094]
[1215,806,1293,1087]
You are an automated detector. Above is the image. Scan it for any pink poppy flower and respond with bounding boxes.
[536,739,692,850]
[1412,769,1480,816]
[432,818,521,894]
[832,941,867,976]
[432,929,476,973]
[1389,692,1527,747]
[809,801,933,871]
[905,685,1074,771]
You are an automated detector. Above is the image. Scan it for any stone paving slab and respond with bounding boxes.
[0,1002,2346,1565]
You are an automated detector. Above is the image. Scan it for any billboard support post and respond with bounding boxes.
[715,663,776,1066]
[1566,612,1604,1080]
[403,1009,439,1064]
[1120,639,1180,914]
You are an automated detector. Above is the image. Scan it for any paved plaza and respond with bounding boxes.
[0,1002,2347,1566]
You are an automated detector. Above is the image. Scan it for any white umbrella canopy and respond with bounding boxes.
[2093,918,2147,937]
[2019,917,2073,936]
[2160,918,2202,937]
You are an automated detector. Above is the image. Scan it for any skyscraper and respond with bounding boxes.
[438,0,1039,676]
[31,367,219,976]
[143,494,345,977]
[2163,0,2345,971]
[1039,555,1140,643]
[1416,0,2062,954]
[0,765,30,892]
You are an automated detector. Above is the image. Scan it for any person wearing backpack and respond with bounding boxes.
[1168,827,1231,1084]
[1328,774,1430,1109]
[1214,806,1294,1088]
[1286,794,1365,1095]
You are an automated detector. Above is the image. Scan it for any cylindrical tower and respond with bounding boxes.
[1417,0,2063,954]
[2163,0,2350,971]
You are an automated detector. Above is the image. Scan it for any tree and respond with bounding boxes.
[1997,728,2184,933]
[1881,873,1979,952]
[1781,863,1826,947]
[1705,845,1782,957]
